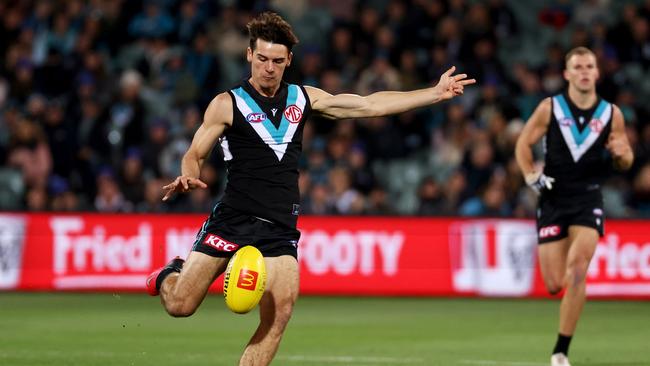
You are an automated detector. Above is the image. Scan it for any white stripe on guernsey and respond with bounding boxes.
[231,86,306,161]
[552,97,611,162]
[220,136,233,161]
[231,90,287,160]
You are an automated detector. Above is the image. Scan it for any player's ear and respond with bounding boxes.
[287,51,293,67]
[246,47,253,63]
[563,68,569,82]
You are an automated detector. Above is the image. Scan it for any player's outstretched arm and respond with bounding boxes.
[306,66,475,119]
[162,93,232,201]
[515,98,553,191]
[607,105,634,171]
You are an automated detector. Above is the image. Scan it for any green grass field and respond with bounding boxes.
[0,293,647,366]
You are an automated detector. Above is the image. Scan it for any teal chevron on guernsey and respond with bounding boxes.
[552,94,611,162]
[231,84,306,161]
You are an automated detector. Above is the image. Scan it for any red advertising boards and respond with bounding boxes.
[1,213,648,298]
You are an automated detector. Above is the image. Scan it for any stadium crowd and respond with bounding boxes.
[1,0,650,217]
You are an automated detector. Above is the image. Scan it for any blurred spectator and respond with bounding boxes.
[94,167,132,212]
[0,0,649,217]
[329,166,364,214]
[416,176,445,215]
[128,1,175,39]
[136,178,167,213]
[7,117,51,189]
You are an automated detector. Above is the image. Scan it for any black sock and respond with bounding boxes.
[552,333,572,356]
[155,258,184,291]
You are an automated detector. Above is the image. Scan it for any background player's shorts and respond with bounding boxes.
[192,203,300,258]
[536,199,605,244]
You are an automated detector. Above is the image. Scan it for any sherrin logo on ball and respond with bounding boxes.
[223,246,266,314]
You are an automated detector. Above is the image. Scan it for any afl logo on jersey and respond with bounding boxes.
[560,117,573,127]
[589,118,603,133]
[246,112,267,123]
[284,105,303,123]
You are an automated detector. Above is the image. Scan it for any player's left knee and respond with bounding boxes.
[566,257,590,287]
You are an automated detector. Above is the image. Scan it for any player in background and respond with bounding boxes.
[146,12,475,366]
[515,47,633,366]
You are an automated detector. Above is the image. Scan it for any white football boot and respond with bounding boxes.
[550,353,571,366]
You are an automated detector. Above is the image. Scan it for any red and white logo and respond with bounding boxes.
[237,269,258,290]
[539,225,561,238]
[449,220,538,296]
[589,118,603,133]
[203,234,239,252]
[284,105,303,123]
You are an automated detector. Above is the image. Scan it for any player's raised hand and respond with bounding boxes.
[606,132,631,160]
[162,175,208,201]
[435,66,476,101]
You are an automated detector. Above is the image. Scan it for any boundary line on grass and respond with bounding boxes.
[460,360,547,366]
[278,354,424,364]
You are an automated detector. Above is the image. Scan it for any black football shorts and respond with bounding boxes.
[192,203,300,258]
[536,198,605,244]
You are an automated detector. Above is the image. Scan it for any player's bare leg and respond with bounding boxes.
[239,255,299,366]
[538,237,571,365]
[538,238,570,295]
[559,226,598,335]
[161,251,229,317]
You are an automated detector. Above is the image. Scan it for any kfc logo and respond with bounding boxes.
[237,269,258,290]
[203,234,239,252]
[284,105,303,123]
[539,225,560,239]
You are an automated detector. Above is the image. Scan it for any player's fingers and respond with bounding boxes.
[459,79,476,85]
[453,73,467,81]
[192,179,208,188]
[443,65,456,76]
[181,177,189,190]
[162,191,173,201]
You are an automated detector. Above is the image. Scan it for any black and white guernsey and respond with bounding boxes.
[542,92,613,202]
[220,80,311,228]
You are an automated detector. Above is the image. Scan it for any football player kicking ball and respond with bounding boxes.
[515,46,633,366]
[146,11,475,366]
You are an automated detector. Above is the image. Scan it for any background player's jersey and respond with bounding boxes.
[542,92,613,203]
[221,80,311,228]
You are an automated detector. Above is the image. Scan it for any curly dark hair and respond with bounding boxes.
[247,12,299,51]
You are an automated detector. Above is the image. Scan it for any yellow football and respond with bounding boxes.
[223,246,266,314]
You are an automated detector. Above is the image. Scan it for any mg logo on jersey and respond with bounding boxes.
[589,118,603,133]
[203,234,239,252]
[539,225,561,239]
[237,269,258,290]
[246,112,267,123]
[284,105,303,123]
[449,220,537,296]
